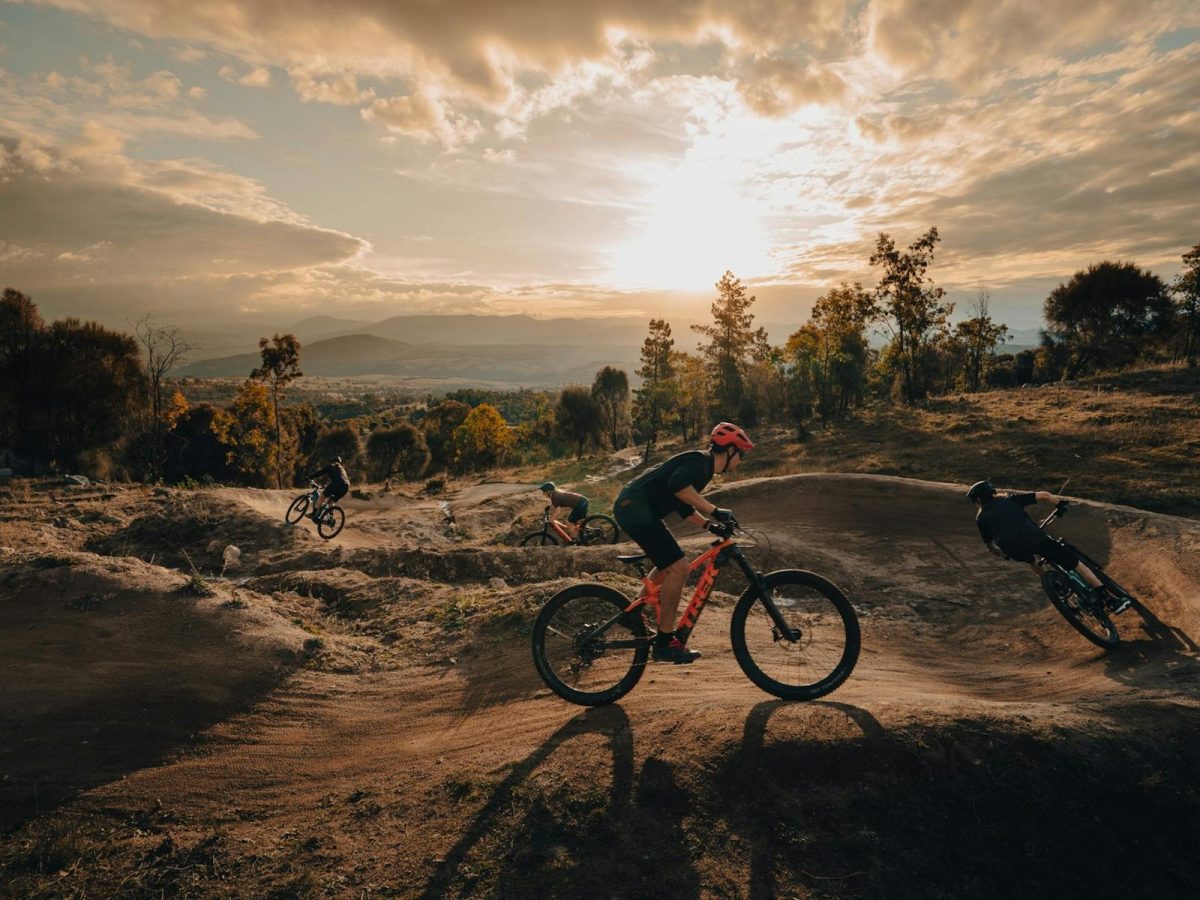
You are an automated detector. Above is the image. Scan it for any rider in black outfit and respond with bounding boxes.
[614,423,753,663]
[967,480,1129,613]
[308,456,350,519]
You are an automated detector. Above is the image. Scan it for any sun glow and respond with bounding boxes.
[607,162,776,291]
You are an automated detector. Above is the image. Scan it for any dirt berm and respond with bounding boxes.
[1,474,1198,898]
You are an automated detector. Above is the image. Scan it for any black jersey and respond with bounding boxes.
[976,492,1044,554]
[311,462,349,486]
[618,450,714,520]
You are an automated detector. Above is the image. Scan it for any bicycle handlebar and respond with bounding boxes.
[708,515,740,539]
[1039,499,1070,529]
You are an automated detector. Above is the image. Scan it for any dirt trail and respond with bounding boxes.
[3,474,1199,896]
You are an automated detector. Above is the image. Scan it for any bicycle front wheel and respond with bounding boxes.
[731,570,860,701]
[1042,570,1119,648]
[317,506,345,540]
[285,495,309,524]
[520,531,560,547]
[577,514,619,545]
[532,584,648,706]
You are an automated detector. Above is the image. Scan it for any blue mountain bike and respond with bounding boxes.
[1037,501,1137,649]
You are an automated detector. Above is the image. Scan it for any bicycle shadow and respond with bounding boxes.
[724,699,884,900]
[415,705,702,898]
[1104,599,1200,689]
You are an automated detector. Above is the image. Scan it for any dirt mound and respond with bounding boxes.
[3,474,1199,896]
[0,550,311,832]
[87,490,309,572]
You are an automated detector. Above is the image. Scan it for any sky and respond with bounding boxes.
[1,0,1198,336]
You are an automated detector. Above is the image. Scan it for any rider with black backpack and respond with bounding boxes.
[308,456,350,521]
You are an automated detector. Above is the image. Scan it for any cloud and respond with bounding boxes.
[866,0,1200,88]
[736,56,847,116]
[0,58,257,141]
[218,63,271,87]
[32,0,858,142]
[290,71,374,105]
[0,132,364,321]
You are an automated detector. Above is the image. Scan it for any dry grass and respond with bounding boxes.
[732,365,1200,518]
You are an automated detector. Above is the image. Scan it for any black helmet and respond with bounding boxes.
[966,480,996,503]
[538,481,555,492]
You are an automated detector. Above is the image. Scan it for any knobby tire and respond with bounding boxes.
[1041,570,1119,649]
[531,583,648,706]
[578,514,620,545]
[730,569,860,701]
[520,531,560,547]
[285,495,309,524]
[317,505,345,540]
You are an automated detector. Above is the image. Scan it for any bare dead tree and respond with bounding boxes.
[134,314,194,481]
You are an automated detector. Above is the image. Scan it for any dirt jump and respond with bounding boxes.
[2,473,1198,897]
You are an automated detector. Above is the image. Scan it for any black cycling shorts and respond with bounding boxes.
[1010,535,1079,569]
[568,498,589,523]
[325,482,349,503]
[614,494,683,570]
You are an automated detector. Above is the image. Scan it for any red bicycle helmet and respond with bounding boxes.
[710,422,754,451]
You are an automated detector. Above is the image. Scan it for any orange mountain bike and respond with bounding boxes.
[531,515,861,706]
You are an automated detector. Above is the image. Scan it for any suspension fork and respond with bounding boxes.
[732,547,800,641]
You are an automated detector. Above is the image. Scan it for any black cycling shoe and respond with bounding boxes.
[1106,594,1132,615]
[652,637,701,664]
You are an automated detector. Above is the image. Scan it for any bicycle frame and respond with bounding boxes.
[582,531,799,650]
[540,509,579,544]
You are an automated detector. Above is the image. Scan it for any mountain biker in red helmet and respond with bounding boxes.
[613,422,753,663]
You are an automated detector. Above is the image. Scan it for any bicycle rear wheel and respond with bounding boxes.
[316,505,345,540]
[532,584,648,706]
[731,570,860,701]
[577,514,619,545]
[285,495,309,524]
[1042,570,1119,648]
[520,531,560,547]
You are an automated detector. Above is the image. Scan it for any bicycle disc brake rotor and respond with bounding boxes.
[572,622,605,663]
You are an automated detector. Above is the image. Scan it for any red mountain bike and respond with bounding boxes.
[519,506,619,547]
[531,515,861,706]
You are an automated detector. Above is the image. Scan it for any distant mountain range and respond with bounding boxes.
[174,313,1043,385]
[176,332,642,387]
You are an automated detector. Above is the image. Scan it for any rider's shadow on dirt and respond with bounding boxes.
[1105,599,1200,687]
[416,704,702,899]
[720,699,884,900]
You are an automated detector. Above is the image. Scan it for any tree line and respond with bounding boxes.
[2,234,1196,482]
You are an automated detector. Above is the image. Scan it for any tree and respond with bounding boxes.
[1172,242,1200,365]
[671,352,711,443]
[164,402,234,484]
[556,386,602,457]
[421,399,471,471]
[37,319,146,471]
[250,333,302,487]
[453,403,515,471]
[788,282,874,422]
[632,319,677,461]
[210,380,277,485]
[312,424,364,477]
[692,271,769,419]
[1043,260,1174,377]
[869,227,953,403]
[952,291,1010,392]
[133,314,193,481]
[591,366,631,450]
[367,423,430,486]
[0,288,44,455]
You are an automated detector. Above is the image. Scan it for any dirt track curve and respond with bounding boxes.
[2,474,1199,897]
